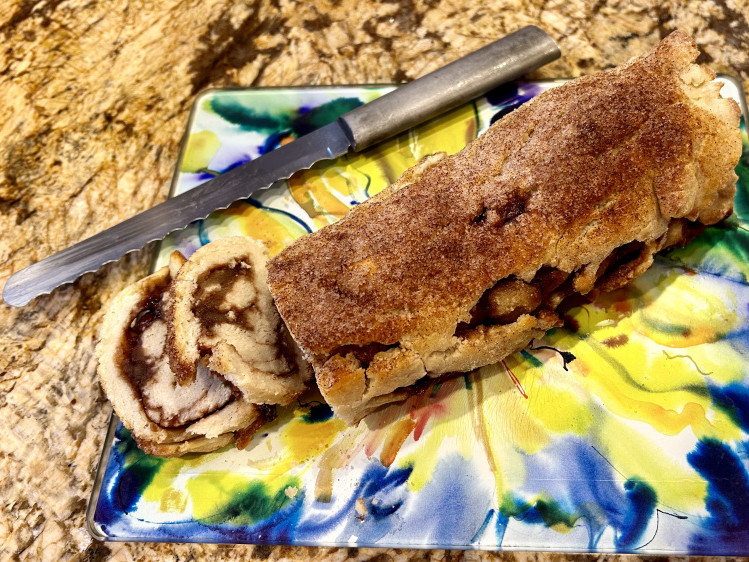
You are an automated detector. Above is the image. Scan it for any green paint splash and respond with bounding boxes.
[208,95,291,132]
[500,493,579,530]
[186,471,300,525]
[292,98,364,136]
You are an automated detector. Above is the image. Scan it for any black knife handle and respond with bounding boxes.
[338,25,560,151]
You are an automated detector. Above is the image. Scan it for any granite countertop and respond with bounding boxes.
[1,0,748,560]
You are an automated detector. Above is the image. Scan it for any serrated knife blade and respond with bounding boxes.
[3,26,560,307]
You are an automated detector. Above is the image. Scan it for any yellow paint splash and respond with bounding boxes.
[181,130,221,173]
[184,471,248,520]
[205,202,309,257]
[288,165,365,228]
[598,416,707,512]
[141,457,189,509]
[159,487,188,513]
[280,411,348,466]
[631,268,738,347]
[553,310,744,442]
[287,102,478,226]
[506,354,594,437]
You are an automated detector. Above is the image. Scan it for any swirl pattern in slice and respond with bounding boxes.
[96,251,267,456]
[167,237,310,406]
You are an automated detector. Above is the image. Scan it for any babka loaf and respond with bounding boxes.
[266,31,742,424]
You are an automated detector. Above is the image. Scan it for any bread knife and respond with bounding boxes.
[3,26,560,307]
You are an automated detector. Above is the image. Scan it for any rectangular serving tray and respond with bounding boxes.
[87,78,749,554]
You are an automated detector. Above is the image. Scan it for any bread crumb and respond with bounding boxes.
[355,497,367,516]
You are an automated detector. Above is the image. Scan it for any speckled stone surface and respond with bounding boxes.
[1,0,748,560]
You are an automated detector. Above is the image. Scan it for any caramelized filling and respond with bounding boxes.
[454,219,708,345]
[119,291,168,391]
[118,276,234,429]
[596,241,646,279]
[192,261,300,378]
[331,342,398,368]
[193,263,257,335]
[531,266,570,296]
[274,324,303,378]
[452,241,663,342]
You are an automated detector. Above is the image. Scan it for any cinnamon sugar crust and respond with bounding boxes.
[267,31,742,424]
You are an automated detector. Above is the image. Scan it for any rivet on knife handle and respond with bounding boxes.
[338,25,560,151]
[2,26,560,307]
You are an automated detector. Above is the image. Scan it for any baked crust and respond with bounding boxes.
[267,31,742,424]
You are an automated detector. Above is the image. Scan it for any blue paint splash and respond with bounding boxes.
[485,82,544,125]
[301,402,334,423]
[517,438,657,551]
[687,438,749,554]
[710,383,749,432]
[617,478,657,549]
[485,82,520,105]
[292,461,414,545]
[471,508,510,545]
[260,130,292,155]
[392,454,495,547]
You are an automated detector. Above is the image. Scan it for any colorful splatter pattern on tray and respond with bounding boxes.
[91,82,749,554]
